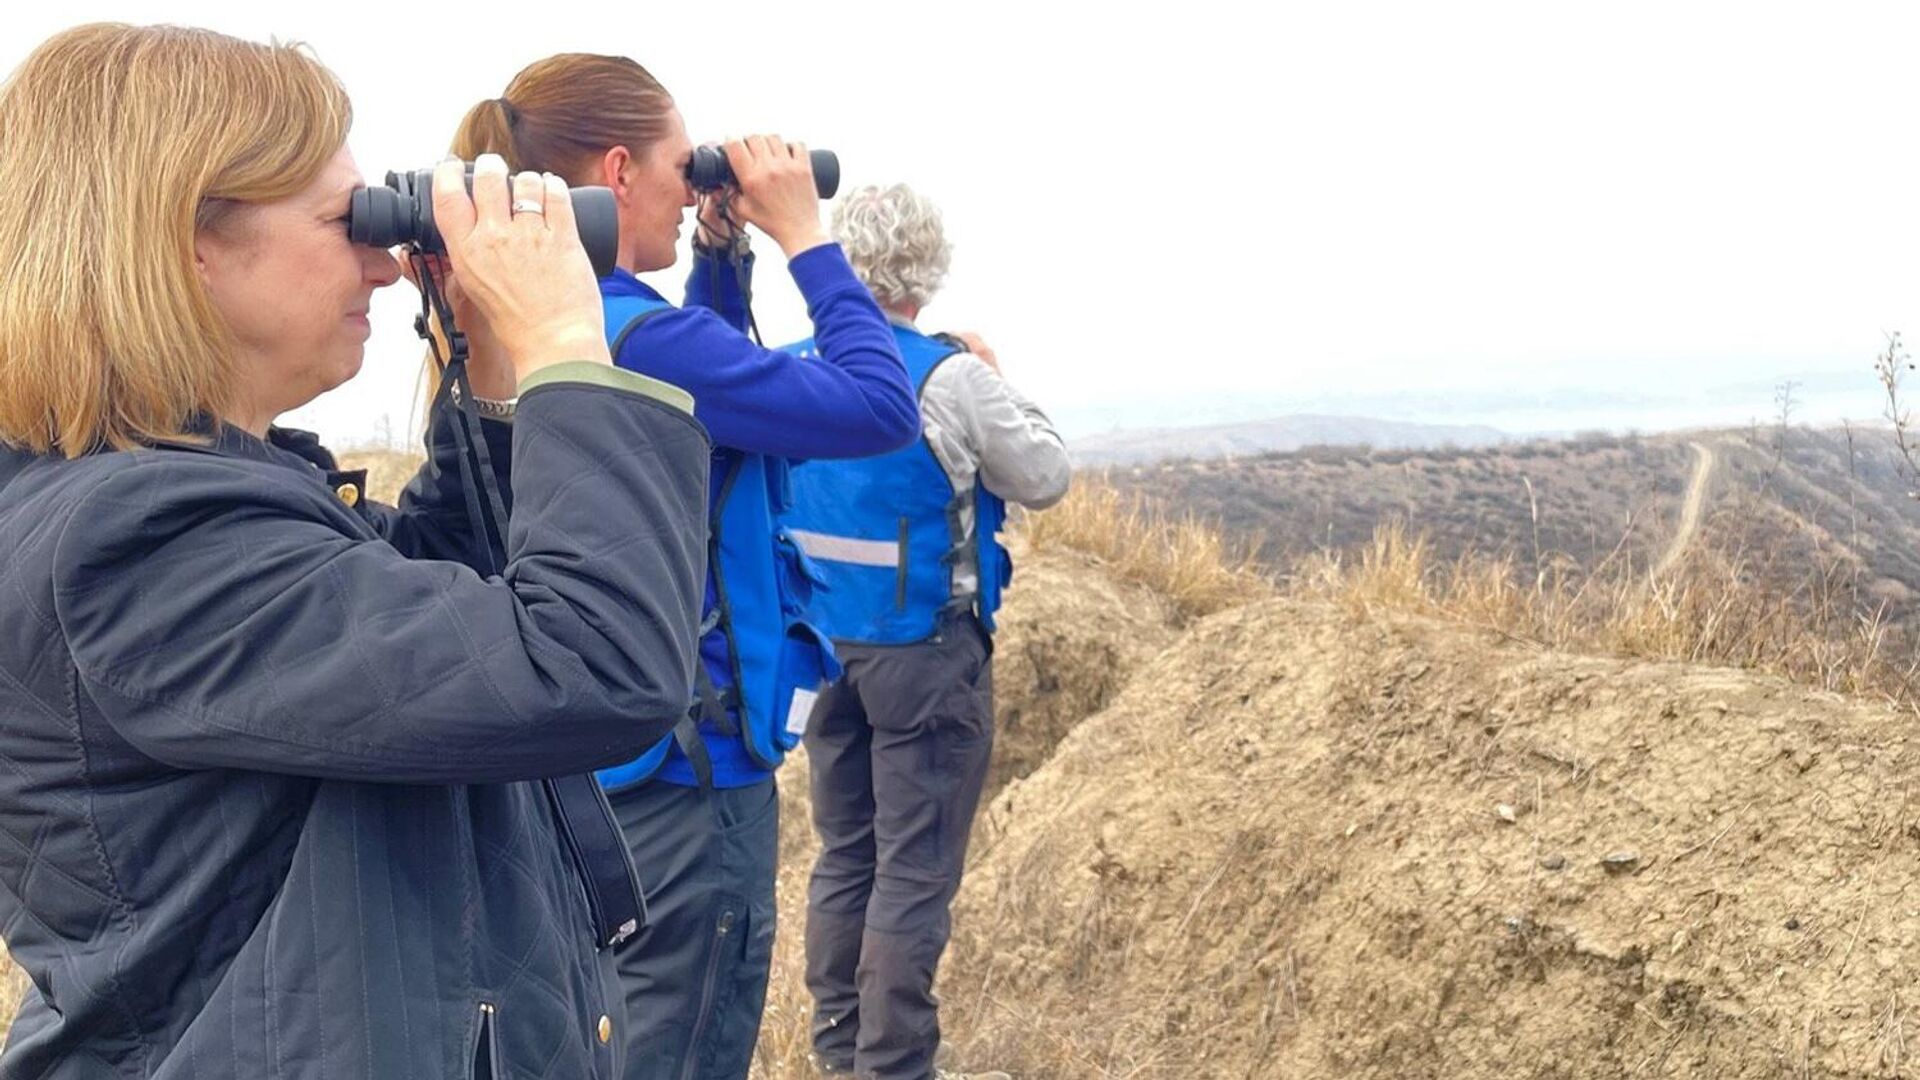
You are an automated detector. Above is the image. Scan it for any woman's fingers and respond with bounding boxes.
[511,170,546,227]
[541,172,577,243]
[469,153,511,228]
[431,158,477,251]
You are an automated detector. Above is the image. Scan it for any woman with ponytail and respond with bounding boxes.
[452,54,917,1080]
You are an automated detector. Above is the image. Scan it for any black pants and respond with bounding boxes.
[609,777,780,1080]
[803,615,995,1080]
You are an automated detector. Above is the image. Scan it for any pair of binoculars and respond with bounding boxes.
[347,148,841,278]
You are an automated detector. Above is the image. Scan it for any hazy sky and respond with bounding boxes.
[10,2,1920,445]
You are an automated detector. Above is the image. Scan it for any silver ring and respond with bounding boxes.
[510,199,545,215]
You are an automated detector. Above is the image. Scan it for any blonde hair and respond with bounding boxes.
[0,23,351,457]
[452,53,675,182]
[831,184,952,311]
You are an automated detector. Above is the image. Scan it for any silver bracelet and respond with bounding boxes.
[449,382,518,421]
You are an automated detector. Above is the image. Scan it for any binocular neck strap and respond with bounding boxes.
[411,253,510,579]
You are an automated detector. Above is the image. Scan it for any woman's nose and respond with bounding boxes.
[366,247,402,288]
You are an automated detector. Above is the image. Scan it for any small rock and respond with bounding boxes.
[1785,917,1801,931]
[1540,853,1567,871]
[1496,803,1518,823]
[1602,850,1641,874]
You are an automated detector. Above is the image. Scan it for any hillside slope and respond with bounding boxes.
[937,591,1920,1078]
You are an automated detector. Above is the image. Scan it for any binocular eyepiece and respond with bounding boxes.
[347,167,621,278]
[686,146,840,199]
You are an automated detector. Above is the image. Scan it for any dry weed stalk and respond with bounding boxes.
[1295,514,1920,711]
[1021,475,1269,621]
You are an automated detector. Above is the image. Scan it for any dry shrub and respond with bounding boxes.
[1022,475,1269,621]
[1295,516,1920,710]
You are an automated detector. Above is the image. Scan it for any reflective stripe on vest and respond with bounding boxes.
[781,325,1015,645]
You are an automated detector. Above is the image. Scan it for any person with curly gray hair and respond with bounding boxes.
[781,183,1070,1080]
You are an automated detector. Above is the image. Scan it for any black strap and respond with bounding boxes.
[691,662,739,738]
[542,774,647,948]
[411,254,509,577]
[671,715,716,790]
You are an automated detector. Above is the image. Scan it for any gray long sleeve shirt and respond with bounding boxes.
[902,316,1072,597]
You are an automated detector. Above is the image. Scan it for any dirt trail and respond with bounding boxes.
[1655,440,1715,577]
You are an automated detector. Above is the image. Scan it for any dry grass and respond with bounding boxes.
[1292,517,1920,710]
[1021,476,1271,621]
[1034,474,1920,710]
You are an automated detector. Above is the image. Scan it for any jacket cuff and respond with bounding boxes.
[518,362,695,415]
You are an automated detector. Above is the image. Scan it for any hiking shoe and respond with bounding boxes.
[935,1070,1011,1080]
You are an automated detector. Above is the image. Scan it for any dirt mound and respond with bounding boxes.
[985,541,1179,797]
[939,595,1920,1079]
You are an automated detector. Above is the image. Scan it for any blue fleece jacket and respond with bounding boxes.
[603,243,916,787]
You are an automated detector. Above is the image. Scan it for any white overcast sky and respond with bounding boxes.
[10,2,1920,445]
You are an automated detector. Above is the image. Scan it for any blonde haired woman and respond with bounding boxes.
[0,24,708,1080]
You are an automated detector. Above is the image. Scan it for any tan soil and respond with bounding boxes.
[982,541,1180,799]
[935,592,1920,1078]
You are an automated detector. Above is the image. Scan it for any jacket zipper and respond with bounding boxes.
[678,909,736,1080]
[473,1002,501,1080]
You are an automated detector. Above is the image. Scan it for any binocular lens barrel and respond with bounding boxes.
[347,167,620,279]
[686,146,839,199]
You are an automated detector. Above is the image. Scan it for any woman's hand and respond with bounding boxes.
[431,155,609,382]
[718,136,830,259]
[955,331,1001,374]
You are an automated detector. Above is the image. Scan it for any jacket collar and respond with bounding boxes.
[601,268,669,304]
[147,417,313,470]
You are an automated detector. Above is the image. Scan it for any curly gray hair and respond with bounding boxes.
[830,183,952,311]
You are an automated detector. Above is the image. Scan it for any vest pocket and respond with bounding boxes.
[773,526,828,616]
[773,621,842,750]
[894,517,910,611]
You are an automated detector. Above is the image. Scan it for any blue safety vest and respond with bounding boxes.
[782,325,1014,645]
[594,294,842,791]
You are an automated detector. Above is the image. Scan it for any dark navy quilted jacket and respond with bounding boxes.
[0,368,709,1079]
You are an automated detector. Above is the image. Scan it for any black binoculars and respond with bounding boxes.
[347,167,621,278]
[686,146,840,199]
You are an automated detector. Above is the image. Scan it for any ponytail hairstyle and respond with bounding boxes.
[452,54,676,184]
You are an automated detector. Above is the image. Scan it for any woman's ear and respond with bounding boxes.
[601,146,634,197]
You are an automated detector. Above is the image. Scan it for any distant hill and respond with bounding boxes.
[1106,424,1920,625]
[1068,415,1511,467]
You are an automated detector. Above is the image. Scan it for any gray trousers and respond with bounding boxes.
[610,777,780,1080]
[804,614,995,1080]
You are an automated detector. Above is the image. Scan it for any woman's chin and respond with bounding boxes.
[324,350,366,392]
